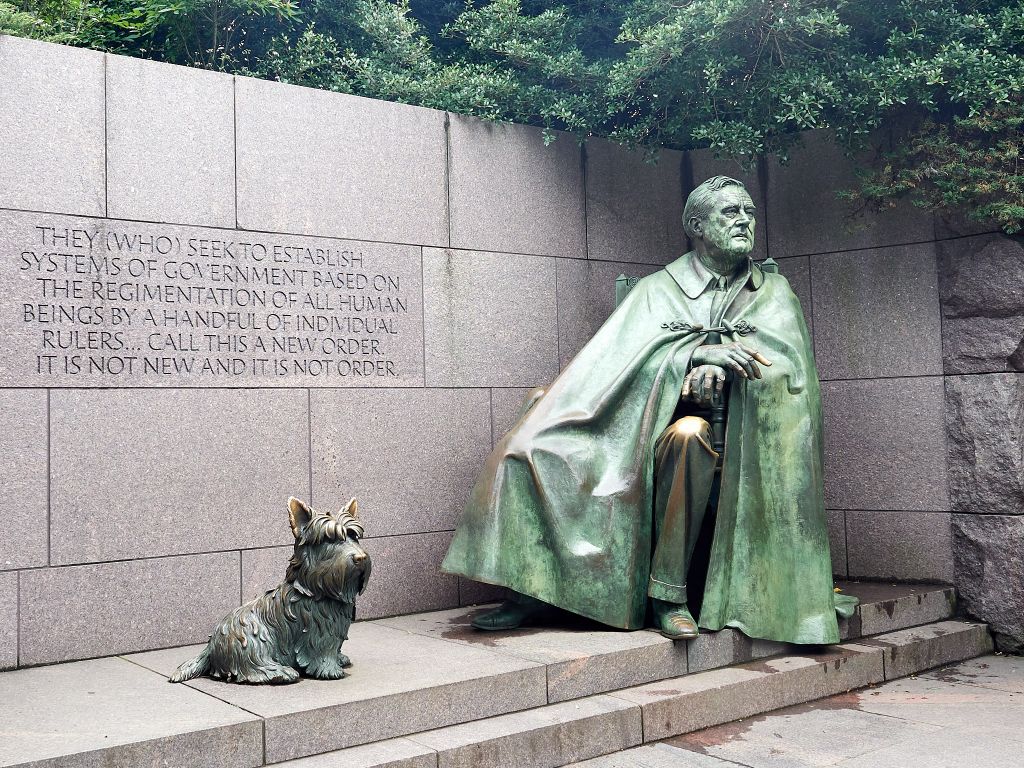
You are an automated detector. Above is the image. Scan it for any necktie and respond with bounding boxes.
[709,275,729,324]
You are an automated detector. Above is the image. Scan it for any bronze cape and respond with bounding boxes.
[442,254,846,644]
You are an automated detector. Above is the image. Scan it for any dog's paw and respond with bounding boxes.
[308,665,347,680]
[339,652,352,668]
[245,665,300,685]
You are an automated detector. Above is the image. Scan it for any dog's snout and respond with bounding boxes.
[351,550,368,564]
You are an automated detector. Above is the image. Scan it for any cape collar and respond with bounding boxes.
[666,252,764,299]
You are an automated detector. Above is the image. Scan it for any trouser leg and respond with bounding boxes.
[648,415,719,604]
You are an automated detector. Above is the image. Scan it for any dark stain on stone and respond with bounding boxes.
[665,691,865,756]
[439,606,608,646]
[665,714,767,754]
[880,599,898,619]
[925,663,987,685]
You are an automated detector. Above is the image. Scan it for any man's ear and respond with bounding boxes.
[689,217,704,238]
[288,497,314,538]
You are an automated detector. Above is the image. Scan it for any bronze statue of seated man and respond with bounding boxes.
[442,176,855,644]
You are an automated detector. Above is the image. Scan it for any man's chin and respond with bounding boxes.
[726,240,754,257]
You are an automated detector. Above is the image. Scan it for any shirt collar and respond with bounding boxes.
[666,252,764,299]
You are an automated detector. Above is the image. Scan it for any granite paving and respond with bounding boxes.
[0,656,262,768]
[0,582,982,768]
[658,654,1024,767]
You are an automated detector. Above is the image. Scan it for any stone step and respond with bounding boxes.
[0,582,962,767]
[283,619,992,768]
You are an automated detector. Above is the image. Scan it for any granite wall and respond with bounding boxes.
[1,35,1018,668]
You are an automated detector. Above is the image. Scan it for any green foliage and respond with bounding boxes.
[3,0,1024,232]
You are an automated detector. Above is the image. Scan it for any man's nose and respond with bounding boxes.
[736,211,752,226]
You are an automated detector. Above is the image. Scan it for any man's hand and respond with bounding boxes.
[681,364,728,406]
[690,342,772,380]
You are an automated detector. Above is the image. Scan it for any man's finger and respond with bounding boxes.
[742,345,773,366]
[681,372,693,397]
[726,356,749,379]
[730,351,757,379]
[715,370,727,392]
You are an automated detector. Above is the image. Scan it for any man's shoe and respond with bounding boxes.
[471,595,548,630]
[653,599,699,640]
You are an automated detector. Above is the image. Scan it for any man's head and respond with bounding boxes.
[683,176,756,264]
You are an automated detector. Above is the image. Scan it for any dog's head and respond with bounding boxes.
[285,497,371,602]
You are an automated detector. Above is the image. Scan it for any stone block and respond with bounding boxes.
[822,377,950,511]
[555,258,661,367]
[828,510,847,577]
[358,532,459,620]
[846,511,953,583]
[1,570,16,670]
[0,389,47,570]
[614,663,788,741]
[945,374,1024,515]
[410,694,642,768]
[379,605,687,703]
[774,255,812,335]
[423,248,559,387]
[0,209,425,388]
[272,738,437,768]
[129,621,548,762]
[491,387,534,446]
[684,629,787,675]
[618,646,882,742]
[236,76,447,245]
[311,388,490,536]
[941,237,1024,376]
[106,54,235,227]
[449,116,586,258]
[18,552,240,665]
[867,620,993,680]
[0,36,104,216]
[241,545,290,600]
[585,140,686,265]
[686,629,749,674]
[244,533,459,622]
[459,578,508,606]
[0,655,261,767]
[953,514,1024,653]
[50,389,309,564]
[765,130,933,258]
[854,584,957,636]
[810,243,943,380]
[687,148,767,262]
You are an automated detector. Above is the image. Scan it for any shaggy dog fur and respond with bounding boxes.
[170,497,370,684]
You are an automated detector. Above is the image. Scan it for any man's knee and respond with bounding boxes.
[662,415,712,446]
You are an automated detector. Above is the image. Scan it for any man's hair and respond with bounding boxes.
[682,176,748,240]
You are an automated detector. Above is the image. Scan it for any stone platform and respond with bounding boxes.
[0,582,992,767]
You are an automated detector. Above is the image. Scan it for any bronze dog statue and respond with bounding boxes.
[170,497,371,684]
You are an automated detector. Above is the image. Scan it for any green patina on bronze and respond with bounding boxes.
[443,178,854,645]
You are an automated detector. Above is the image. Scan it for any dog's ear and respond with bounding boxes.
[288,497,314,538]
[341,498,359,520]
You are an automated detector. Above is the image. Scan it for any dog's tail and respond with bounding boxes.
[168,647,211,683]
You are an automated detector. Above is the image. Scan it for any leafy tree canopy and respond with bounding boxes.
[4,0,1023,232]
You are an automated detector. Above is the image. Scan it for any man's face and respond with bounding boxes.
[695,187,756,259]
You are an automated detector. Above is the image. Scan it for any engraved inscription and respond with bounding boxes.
[0,212,425,386]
